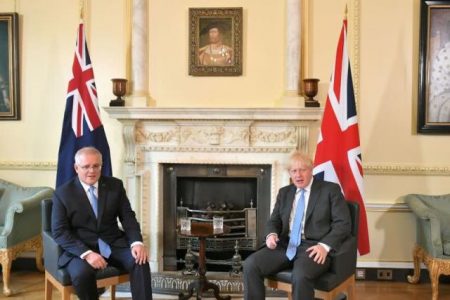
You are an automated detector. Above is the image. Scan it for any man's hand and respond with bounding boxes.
[131,244,148,265]
[266,234,279,249]
[85,252,108,269]
[306,244,328,264]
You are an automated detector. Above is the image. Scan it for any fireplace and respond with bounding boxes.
[162,163,271,271]
[104,107,322,273]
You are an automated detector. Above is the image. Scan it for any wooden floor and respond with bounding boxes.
[1,270,450,299]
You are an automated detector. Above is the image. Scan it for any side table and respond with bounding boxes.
[178,222,231,300]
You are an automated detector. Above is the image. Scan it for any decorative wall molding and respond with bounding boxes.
[0,161,56,170]
[364,163,450,176]
[365,202,410,212]
[0,159,448,177]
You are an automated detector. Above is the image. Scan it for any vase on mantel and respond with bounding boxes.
[303,78,320,107]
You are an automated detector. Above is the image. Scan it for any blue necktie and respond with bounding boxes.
[286,189,305,260]
[88,186,112,258]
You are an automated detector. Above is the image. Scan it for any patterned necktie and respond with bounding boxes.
[88,186,112,258]
[286,189,305,260]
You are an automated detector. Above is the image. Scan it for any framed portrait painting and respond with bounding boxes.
[0,13,20,120]
[418,1,450,133]
[189,7,243,76]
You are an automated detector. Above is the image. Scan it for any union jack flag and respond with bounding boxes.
[56,23,112,187]
[313,19,370,255]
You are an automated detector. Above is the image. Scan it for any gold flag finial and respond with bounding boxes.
[79,0,84,21]
[344,4,348,20]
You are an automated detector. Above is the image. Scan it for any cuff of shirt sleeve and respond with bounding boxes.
[130,241,144,248]
[80,250,93,259]
[266,233,278,240]
[318,242,331,253]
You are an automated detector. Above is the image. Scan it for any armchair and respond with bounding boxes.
[403,194,450,300]
[41,199,129,300]
[265,201,359,300]
[0,178,53,296]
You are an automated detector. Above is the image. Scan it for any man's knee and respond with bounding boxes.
[69,261,96,284]
[243,253,258,275]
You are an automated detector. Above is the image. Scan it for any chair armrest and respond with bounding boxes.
[403,195,445,257]
[404,195,439,220]
[42,230,63,276]
[329,236,357,278]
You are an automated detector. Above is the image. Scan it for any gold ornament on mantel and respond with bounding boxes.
[303,78,320,107]
[109,78,127,107]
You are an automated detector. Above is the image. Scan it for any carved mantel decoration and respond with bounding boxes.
[104,107,322,272]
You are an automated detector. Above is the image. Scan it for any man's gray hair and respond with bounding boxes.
[74,147,103,165]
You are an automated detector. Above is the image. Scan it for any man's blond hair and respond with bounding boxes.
[286,150,313,170]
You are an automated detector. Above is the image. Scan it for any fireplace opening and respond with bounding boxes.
[162,163,271,272]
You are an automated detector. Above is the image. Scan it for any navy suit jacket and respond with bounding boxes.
[265,178,351,254]
[51,176,143,267]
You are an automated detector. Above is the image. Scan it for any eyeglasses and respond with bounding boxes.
[78,164,102,171]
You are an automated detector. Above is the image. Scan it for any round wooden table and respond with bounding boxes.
[178,222,231,300]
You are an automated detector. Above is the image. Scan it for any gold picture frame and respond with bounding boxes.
[0,13,20,120]
[189,7,243,76]
[418,0,450,133]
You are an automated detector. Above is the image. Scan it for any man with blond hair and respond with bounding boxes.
[243,150,351,300]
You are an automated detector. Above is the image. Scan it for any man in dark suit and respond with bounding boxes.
[52,147,152,300]
[243,150,351,300]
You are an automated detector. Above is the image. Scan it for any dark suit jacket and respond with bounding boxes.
[265,178,351,254]
[51,176,143,267]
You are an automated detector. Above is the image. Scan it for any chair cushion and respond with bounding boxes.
[267,269,344,292]
[56,265,127,286]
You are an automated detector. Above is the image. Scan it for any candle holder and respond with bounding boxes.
[109,78,127,107]
[303,78,320,107]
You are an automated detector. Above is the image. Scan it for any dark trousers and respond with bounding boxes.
[243,240,330,300]
[66,247,153,300]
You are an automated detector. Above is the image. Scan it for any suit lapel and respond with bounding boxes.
[283,185,297,226]
[75,178,97,220]
[96,178,107,226]
[305,179,320,223]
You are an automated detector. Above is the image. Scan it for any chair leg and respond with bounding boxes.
[429,260,440,300]
[35,238,44,272]
[62,286,71,300]
[347,276,356,300]
[407,244,422,284]
[44,277,53,300]
[110,285,116,300]
[287,292,292,300]
[0,249,13,296]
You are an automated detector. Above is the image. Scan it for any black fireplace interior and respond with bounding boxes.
[162,163,271,272]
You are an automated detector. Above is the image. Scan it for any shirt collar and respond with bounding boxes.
[79,180,99,193]
[296,177,314,193]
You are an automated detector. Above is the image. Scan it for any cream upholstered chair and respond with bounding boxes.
[0,178,53,296]
[403,194,450,300]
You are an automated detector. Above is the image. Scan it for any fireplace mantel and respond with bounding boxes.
[104,106,323,272]
[103,106,322,121]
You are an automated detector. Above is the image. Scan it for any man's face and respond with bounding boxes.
[208,28,221,43]
[289,160,313,189]
[74,152,102,185]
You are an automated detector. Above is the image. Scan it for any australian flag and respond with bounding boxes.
[56,23,112,187]
[313,19,370,255]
